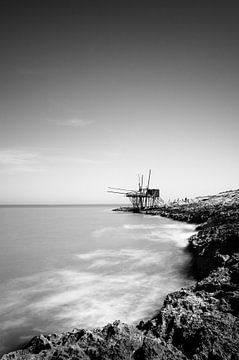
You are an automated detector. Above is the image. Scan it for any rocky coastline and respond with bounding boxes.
[2,190,239,360]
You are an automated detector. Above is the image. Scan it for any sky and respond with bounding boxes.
[0,0,238,204]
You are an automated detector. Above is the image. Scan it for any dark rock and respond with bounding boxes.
[148,289,239,359]
[27,335,52,354]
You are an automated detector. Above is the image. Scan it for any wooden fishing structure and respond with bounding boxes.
[108,170,164,211]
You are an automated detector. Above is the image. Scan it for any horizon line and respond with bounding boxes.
[0,203,127,207]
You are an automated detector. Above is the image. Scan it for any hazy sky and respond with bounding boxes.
[0,0,238,203]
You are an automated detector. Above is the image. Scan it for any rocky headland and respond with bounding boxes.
[2,190,239,360]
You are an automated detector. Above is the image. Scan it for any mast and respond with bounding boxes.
[145,169,151,207]
[147,169,151,189]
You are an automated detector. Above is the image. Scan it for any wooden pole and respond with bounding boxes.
[147,169,151,189]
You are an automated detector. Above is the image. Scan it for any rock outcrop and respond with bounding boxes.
[2,190,239,360]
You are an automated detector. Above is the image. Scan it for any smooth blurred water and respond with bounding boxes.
[0,205,196,355]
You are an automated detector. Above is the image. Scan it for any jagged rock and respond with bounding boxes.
[147,289,239,359]
[1,321,186,360]
[132,337,187,360]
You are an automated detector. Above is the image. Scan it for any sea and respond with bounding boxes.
[0,205,196,356]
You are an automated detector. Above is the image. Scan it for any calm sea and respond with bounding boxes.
[0,205,196,356]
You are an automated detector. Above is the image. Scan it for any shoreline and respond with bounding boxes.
[2,189,239,359]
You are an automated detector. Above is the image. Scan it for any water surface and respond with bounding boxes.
[0,205,196,355]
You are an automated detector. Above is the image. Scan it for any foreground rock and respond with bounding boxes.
[2,190,239,359]
[1,321,186,360]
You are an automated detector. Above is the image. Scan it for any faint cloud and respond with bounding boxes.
[0,149,42,173]
[72,157,103,164]
[0,148,104,174]
[54,118,93,128]
[46,154,104,165]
